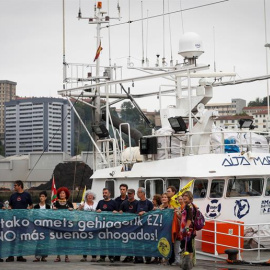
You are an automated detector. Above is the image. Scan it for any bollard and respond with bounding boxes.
[225,249,239,261]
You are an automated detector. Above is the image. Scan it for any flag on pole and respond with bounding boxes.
[170,179,194,209]
[93,41,103,62]
[81,185,87,204]
[51,175,58,207]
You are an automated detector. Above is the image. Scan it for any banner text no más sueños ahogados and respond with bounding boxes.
[0,209,173,258]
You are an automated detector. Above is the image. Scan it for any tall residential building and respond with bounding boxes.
[0,80,16,139]
[5,97,74,156]
[205,98,246,116]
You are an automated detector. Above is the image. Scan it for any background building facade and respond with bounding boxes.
[0,80,16,140]
[5,97,74,156]
[243,106,268,131]
[206,98,246,116]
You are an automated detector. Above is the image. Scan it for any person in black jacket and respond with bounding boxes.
[34,191,50,210]
[53,187,74,262]
[33,191,50,262]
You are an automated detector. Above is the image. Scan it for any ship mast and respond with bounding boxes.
[94,2,102,128]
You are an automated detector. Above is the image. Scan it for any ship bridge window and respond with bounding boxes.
[193,179,208,198]
[166,178,180,191]
[210,179,225,198]
[226,178,263,197]
[139,178,164,199]
[105,180,115,198]
[265,178,270,196]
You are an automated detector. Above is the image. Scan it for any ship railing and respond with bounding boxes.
[95,138,122,169]
[141,129,270,160]
[197,218,270,262]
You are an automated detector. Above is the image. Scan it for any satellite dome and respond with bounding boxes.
[178,32,204,59]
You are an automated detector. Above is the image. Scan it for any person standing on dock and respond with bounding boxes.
[119,188,138,263]
[96,188,117,263]
[53,187,74,263]
[135,187,153,264]
[33,191,50,262]
[114,183,128,262]
[6,180,33,262]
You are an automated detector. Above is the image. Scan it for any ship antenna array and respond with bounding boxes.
[168,0,173,66]
[101,0,229,29]
[179,0,185,34]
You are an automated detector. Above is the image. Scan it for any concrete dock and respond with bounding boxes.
[0,255,269,270]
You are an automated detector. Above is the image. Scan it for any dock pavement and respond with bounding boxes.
[0,256,269,270]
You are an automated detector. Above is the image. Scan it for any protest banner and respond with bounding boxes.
[0,209,173,258]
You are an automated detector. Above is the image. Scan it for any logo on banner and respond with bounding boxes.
[205,199,221,218]
[158,237,170,257]
[234,199,250,219]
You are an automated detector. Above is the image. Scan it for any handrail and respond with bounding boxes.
[198,218,270,262]
[141,130,270,159]
[95,129,270,167]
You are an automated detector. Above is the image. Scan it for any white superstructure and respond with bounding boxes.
[57,1,270,263]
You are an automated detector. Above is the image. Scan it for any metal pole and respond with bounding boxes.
[66,98,107,166]
[62,0,66,89]
[264,0,270,131]
[188,70,193,154]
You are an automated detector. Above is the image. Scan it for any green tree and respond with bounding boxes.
[120,101,141,126]
[248,96,268,106]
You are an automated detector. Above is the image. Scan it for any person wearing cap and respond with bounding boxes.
[53,187,74,263]
[119,188,138,214]
[119,188,138,263]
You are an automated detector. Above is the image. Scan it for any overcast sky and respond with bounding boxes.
[0,0,269,110]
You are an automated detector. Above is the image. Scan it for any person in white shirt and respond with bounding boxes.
[78,190,98,262]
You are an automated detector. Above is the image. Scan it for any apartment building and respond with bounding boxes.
[205,98,246,116]
[0,80,16,140]
[5,97,74,156]
[214,115,254,129]
[243,106,269,131]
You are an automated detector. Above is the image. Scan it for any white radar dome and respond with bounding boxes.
[178,32,204,59]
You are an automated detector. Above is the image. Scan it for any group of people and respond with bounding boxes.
[0,180,198,268]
